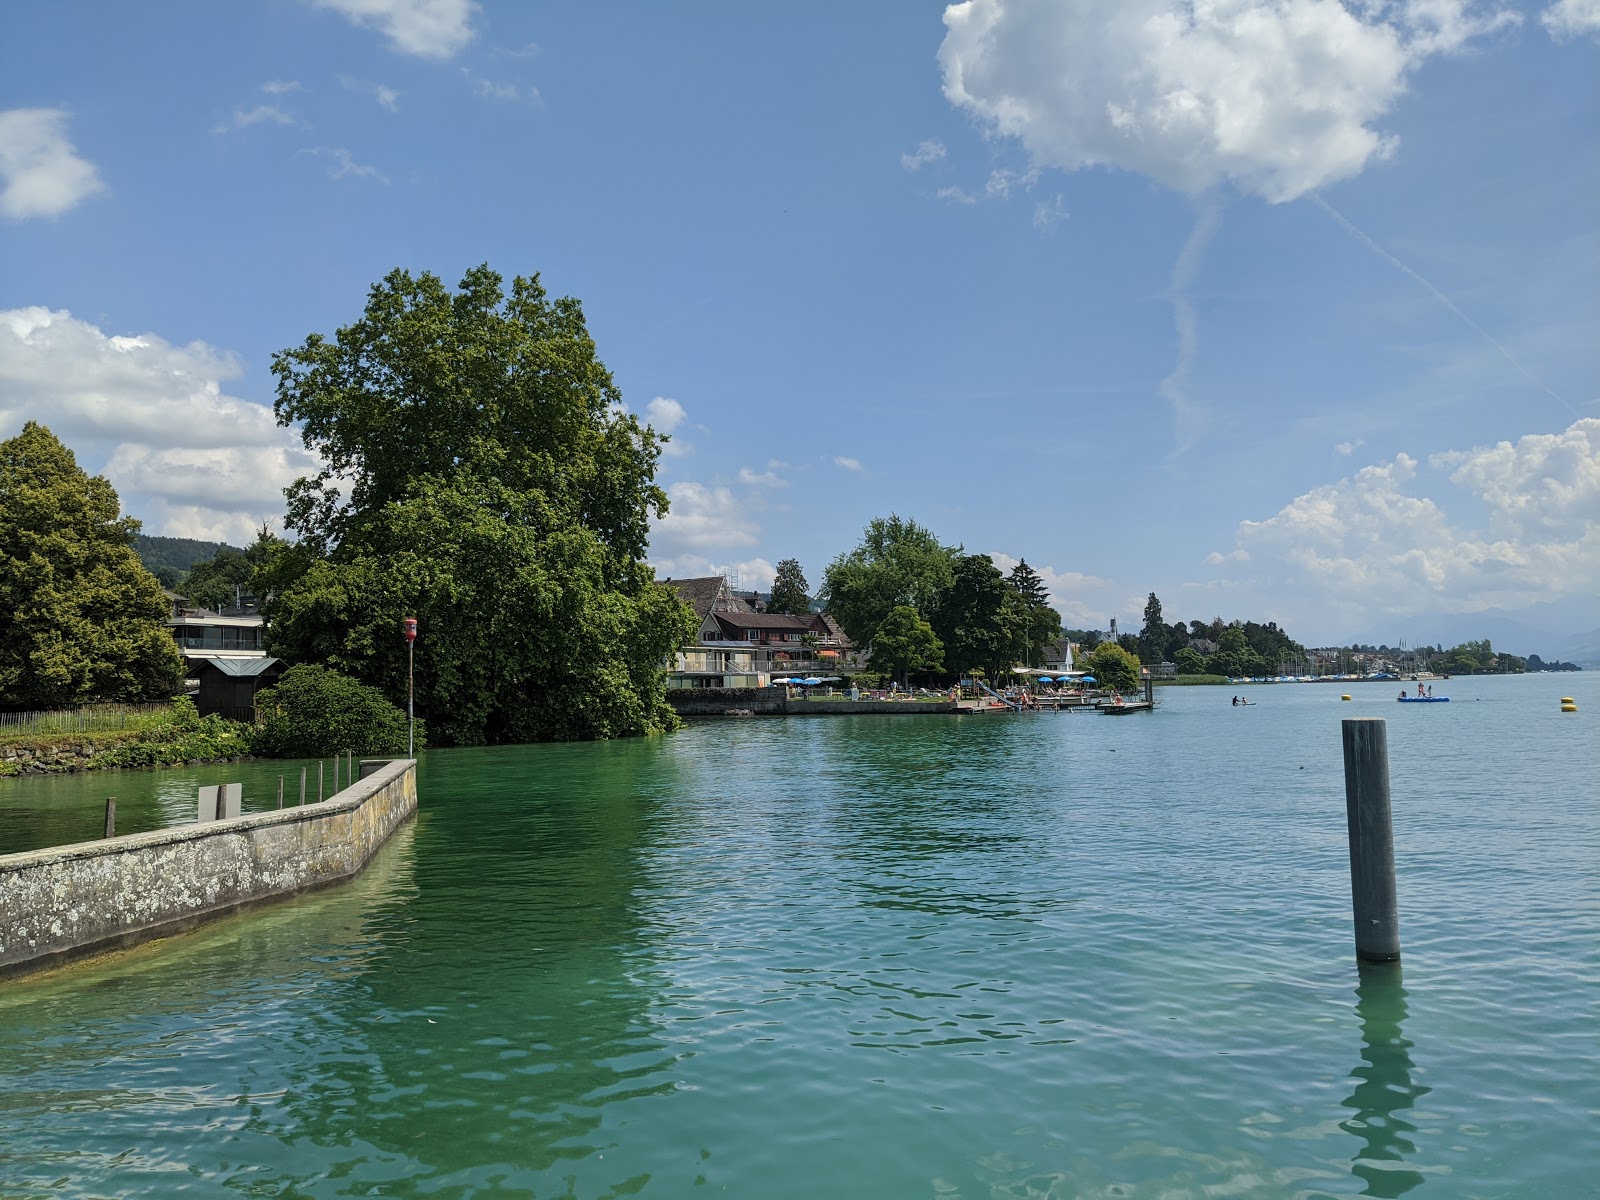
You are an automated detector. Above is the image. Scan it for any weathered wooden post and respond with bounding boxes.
[277,775,284,809]
[1342,718,1400,962]
[317,760,324,802]
[103,797,116,839]
[299,766,307,806]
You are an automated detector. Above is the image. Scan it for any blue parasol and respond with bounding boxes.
[1080,675,1097,684]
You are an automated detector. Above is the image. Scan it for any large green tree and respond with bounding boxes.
[933,554,1023,681]
[820,515,957,648]
[182,526,281,611]
[768,558,810,615]
[870,605,944,686]
[0,423,182,709]
[1007,559,1062,667]
[263,266,695,745]
[1081,641,1141,693]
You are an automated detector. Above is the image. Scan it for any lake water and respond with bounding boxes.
[2,674,1595,1198]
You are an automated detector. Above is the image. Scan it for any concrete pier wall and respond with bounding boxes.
[0,758,417,978]
[666,688,957,717]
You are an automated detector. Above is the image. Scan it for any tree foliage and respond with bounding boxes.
[181,526,281,611]
[820,515,957,648]
[0,423,182,710]
[934,554,1022,680]
[1008,559,1062,667]
[768,558,811,615]
[263,266,696,745]
[252,664,418,758]
[1081,641,1141,693]
[870,605,944,685]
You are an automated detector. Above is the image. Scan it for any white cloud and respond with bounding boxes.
[464,70,535,102]
[650,481,760,555]
[1335,438,1365,455]
[340,75,401,111]
[1032,195,1068,229]
[644,396,692,456]
[313,0,478,58]
[261,80,304,95]
[0,307,320,543]
[737,467,789,488]
[937,185,977,205]
[216,105,299,134]
[938,0,1519,203]
[1209,420,1600,623]
[304,146,389,184]
[901,139,948,170]
[833,456,864,472]
[651,555,777,591]
[1542,0,1600,38]
[0,108,105,220]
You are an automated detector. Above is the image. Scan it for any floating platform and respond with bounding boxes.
[1396,696,1449,703]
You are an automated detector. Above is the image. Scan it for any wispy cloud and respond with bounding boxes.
[737,466,789,488]
[215,105,299,134]
[261,80,304,95]
[1158,200,1223,456]
[313,0,477,59]
[464,69,536,103]
[340,75,400,111]
[1033,194,1068,230]
[1335,439,1365,456]
[833,456,863,472]
[901,138,946,171]
[304,146,389,184]
[0,108,106,220]
[936,185,976,206]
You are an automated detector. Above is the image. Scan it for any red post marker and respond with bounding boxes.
[403,617,418,643]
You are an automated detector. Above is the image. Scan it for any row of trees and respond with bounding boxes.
[817,515,1069,686]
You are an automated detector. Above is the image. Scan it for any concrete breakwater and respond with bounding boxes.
[667,687,956,717]
[0,757,417,978]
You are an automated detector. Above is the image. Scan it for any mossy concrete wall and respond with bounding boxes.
[0,758,417,978]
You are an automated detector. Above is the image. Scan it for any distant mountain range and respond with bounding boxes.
[1344,598,1600,667]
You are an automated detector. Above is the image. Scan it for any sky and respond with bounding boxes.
[2,0,1597,651]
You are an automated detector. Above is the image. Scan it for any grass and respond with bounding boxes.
[0,703,176,744]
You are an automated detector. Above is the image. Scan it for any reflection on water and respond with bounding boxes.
[1342,962,1428,1197]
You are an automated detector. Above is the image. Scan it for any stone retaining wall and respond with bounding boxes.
[0,758,417,978]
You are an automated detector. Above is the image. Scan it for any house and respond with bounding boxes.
[194,656,285,719]
[165,590,267,676]
[659,575,856,686]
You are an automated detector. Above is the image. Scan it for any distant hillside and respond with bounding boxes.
[134,534,243,587]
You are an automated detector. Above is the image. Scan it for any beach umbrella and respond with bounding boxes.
[771,677,795,683]
[1081,675,1097,684]
[802,677,822,686]
[1038,676,1055,683]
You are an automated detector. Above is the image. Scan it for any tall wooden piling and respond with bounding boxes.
[103,797,116,839]
[1342,718,1401,962]
[277,776,284,809]
[299,766,307,806]
[317,760,324,802]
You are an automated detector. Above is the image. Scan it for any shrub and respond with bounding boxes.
[251,665,419,758]
[88,697,253,769]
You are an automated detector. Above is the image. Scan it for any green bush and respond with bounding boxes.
[251,665,419,758]
[88,697,253,769]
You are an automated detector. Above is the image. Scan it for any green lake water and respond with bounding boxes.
[1,674,1595,1198]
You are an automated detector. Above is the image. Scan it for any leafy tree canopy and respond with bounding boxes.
[0,422,182,709]
[934,554,1022,680]
[263,266,696,745]
[768,558,811,615]
[820,515,957,647]
[870,605,944,686]
[1081,641,1141,693]
[252,664,419,758]
[182,526,282,611]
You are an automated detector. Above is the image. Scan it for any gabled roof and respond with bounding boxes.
[660,576,730,623]
[197,656,284,678]
[712,611,819,632]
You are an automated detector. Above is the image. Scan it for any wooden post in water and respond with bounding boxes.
[299,766,307,806]
[1342,718,1401,963]
[103,797,116,839]
[277,775,284,809]
[317,760,324,802]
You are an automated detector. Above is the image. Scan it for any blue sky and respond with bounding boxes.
[2,0,1596,649]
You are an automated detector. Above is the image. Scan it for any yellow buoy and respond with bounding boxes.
[1561,703,1578,713]
[1560,697,1575,704]
[1341,694,1352,701]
